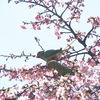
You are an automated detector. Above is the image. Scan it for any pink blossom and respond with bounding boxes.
[93,40,100,47]
[79,65,89,73]
[0,65,3,67]
[47,26,50,29]
[72,0,77,2]
[31,23,41,30]
[1,0,100,100]
[56,87,65,98]
[91,48,96,55]
[78,0,84,3]
[83,32,86,34]
[35,15,44,21]
[28,0,32,1]
[67,17,72,21]
[97,17,100,22]
[66,39,70,42]
[28,5,33,9]
[43,1,49,6]
[57,1,65,7]
[68,6,75,11]
[79,3,85,7]
[89,59,96,66]
[85,46,91,51]
[20,26,27,29]
[92,30,96,33]
[54,24,60,31]
[87,17,100,28]
[17,96,29,100]
[14,1,19,4]
[44,18,51,25]
[94,55,100,59]
[54,31,61,39]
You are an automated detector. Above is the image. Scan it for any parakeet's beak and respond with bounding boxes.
[36,55,39,58]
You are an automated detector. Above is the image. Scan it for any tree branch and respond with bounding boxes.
[83,27,94,43]
[0,53,35,60]
[61,5,69,17]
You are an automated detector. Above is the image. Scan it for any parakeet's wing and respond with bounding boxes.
[44,48,62,58]
[48,60,64,75]
[48,60,75,76]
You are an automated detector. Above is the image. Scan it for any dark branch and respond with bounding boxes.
[83,27,94,43]
[61,5,69,17]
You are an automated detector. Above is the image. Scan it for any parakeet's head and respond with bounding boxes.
[37,51,47,61]
[37,51,44,58]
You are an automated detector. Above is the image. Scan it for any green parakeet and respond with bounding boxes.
[37,40,76,62]
[48,60,75,76]
[37,48,62,62]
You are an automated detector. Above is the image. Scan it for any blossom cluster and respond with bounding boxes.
[3,0,100,99]
[0,60,100,99]
[87,17,100,28]
[20,0,85,39]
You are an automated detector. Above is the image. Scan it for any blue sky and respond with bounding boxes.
[0,0,100,88]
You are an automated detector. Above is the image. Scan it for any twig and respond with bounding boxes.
[34,37,45,51]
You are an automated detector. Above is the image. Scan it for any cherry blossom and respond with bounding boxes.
[87,17,100,28]
[1,0,100,99]
[20,26,27,29]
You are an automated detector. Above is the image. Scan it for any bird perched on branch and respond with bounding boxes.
[37,40,76,62]
[37,40,76,76]
[48,60,76,76]
[37,48,62,62]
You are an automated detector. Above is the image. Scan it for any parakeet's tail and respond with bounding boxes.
[62,39,76,53]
